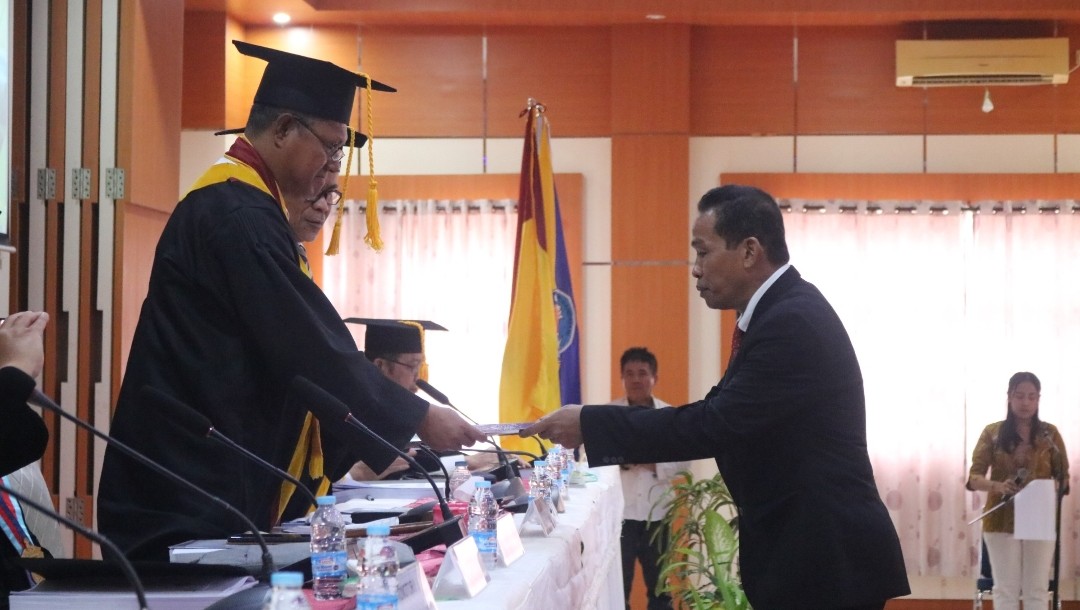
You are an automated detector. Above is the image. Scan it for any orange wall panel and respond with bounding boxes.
[611,135,690,262]
[125,0,183,212]
[797,25,925,135]
[360,27,485,137]
[225,16,248,129]
[691,26,796,136]
[611,24,690,135]
[722,172,1080,201]
[487,27,612,137]
[182,11,227,129]
[611,265,690,406]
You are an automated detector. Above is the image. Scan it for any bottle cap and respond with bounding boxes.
[455,461,468,468]
[366,523,391,536]
[270,571,304,587]
[534,460,547,468]
[475,480,491,488]
[316,495,336,505]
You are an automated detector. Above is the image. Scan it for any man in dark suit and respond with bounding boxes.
[524,185,909,610]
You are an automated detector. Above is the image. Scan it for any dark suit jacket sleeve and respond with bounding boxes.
[581,301,846,466]
[0,366,48,477]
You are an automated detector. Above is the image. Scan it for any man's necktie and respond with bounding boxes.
[730,326,745,360]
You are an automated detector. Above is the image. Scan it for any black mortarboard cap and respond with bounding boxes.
[234,40,395,125]
[213,126,368,149]
[344,318,447,356]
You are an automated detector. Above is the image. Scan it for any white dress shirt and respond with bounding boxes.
[609,396,692,521]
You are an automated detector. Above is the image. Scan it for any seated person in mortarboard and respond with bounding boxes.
[342,319,504,481]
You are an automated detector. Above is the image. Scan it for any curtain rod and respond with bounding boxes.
[778,199,1080,215]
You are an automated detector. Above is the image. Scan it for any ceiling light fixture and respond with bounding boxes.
[981,88,994,113]
[645,14,666,21]
[272,12,291,26]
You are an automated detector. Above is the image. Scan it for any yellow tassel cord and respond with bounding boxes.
[358,73,383,252]
[324,129,356,256]
[401,320,428,381]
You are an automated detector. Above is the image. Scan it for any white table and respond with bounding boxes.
[437,465,624,610]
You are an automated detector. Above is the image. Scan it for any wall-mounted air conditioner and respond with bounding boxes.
[896,38,1070,87]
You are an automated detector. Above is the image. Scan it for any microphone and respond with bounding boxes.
[1000,467,1029,502]
[414,379,523,484]
[28,389,275,580]
[0,480,149,610]
[289,376,466,554]
[416,379,459,416]
[141,386,320,512]
[413,444,452,497]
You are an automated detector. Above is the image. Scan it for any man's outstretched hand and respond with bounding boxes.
[520,405,584,448]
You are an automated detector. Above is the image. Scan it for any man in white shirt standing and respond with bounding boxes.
[610,347,690,610]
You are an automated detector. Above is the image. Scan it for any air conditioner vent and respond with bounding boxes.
[896,38,1069,87]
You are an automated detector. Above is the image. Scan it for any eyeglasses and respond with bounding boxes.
[385,358,423,373]
[307,187,342,210]
[292,116,345,163]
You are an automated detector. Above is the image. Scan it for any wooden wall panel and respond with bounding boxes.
[182,12,227,129]
[115,205,169,377]
[360,27,485,137]
[9,0,29,311]
[124,0,183,213]
[798,25,925,135]
[611,24,690,135]
[611,265,690,406]
[611,135,690,261]
[722,172,1080,200]
[487,27,612,137]
[691,26,796,136]
[925,83,1066,134]
[224,16,247,129]
[1053,23,1080,134]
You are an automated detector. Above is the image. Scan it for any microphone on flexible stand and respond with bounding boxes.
[289,376,466,554]
[415,378,523,484]
[413,443,452,497]
[141,386,320,512]
[28,389,275,580]
[0,481,149,610]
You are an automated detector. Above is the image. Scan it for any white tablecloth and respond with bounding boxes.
[437,465,624,610]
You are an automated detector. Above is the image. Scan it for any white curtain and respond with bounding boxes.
[321,199,518,426]
[783,200,1080,579]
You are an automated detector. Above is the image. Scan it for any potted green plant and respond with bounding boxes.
[653,471,750,610]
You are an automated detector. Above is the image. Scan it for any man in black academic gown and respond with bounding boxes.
[97,41,485,560]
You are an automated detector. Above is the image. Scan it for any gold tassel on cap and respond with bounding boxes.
[401,320,428,381]
[324,129,355,256]
[359,73,383,252]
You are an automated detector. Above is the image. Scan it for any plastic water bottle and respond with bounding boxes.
[546,446,565,496]
[357,523,399,610]
[448,460,472,497]
[468,480,498,570]
[529,460,552,501]
[263,571,311,609]
[310,495,347,600]
[553,444,573,495]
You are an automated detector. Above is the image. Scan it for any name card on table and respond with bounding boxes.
[519,497,557,536]
[496,513,524,566]
[432,535,489,600]
[397,561,438,610]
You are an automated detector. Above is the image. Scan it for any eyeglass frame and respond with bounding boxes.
[383,357,423,374]
[290,114,346,163]
[306,186,342,210]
